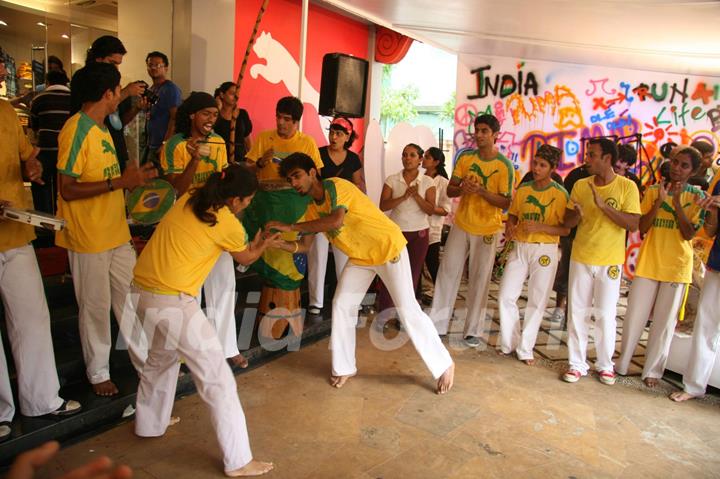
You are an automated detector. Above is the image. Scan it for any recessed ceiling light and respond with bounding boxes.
[37,22,46,27]
[61,34,69,39]
[0,20,7,26]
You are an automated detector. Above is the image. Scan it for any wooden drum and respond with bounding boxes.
[257,285,303,339]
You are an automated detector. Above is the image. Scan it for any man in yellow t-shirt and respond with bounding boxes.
[561,138,641,386]
[0,56,82,435]
[429,114,514,345]
[267,153,455,395]
[56,63,157,397]
[245,96,322,181]
[617,147,705,386]
[160,91,245,368]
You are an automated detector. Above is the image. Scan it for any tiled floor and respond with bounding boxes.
[31,279,720,478]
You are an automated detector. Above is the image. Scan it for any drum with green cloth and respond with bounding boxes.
[241,181,312,290]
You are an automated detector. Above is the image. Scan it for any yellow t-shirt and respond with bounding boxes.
[307,178,406,266]
[509,180,569,244]
[569,175,641,266]
[451,151,514,235]
[134,194,248,296]
[161,133,228,186]
[0,100,36,253]
[246,129,322,181]
[56,112,130,253]
[635,184,705,283]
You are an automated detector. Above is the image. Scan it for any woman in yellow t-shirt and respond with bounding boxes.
[617,146,706,388]
[132,164,281,477]
[498,145,569,365]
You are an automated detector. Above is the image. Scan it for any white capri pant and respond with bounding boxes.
[681,269,720,396]
[498,242,559,360]
[616,276,685,379]
[307,232,349,309]
[331,248,452,379]
[0,244,64,420]
[429,225,497,337]
[133,286,253,472]
[200,252,240,358]
[567,260,622,375]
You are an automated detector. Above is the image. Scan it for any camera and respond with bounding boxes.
[136,80,159,105]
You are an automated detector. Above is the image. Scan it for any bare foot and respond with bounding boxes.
[523,359,535,366]
[669,391,698,402]
[643,377,659,388]
[229,354,249,369]
[329,373,355,388]
[168,416,181,426]
[225,460,274,477]
[92,380,119,397]
[436,362,455,395]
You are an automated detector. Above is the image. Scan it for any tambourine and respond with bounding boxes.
[126,179,176,224]
[1,207,66,231]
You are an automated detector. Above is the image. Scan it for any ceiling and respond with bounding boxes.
[0,0,117,33]
[319,0,720,76]
[0,3,71,45]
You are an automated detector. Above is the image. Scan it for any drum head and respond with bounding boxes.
[126,179,176,224]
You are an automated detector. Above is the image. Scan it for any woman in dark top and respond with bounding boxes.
[319,117,365,191]
[306,117,365,315]
[213,82,253,162]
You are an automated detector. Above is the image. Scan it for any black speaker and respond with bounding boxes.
[319,53,368,118]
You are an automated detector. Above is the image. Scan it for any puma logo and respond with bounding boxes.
[525,195,555,221]
[469,164,498,187]
[102,139,116,157]
[659,201,692,219]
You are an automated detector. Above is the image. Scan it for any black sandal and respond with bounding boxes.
[50,399,83,417]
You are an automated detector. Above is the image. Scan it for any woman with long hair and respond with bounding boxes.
[376,143,436,318]
[213,82,253,162]
[421,147,451,302]
[132,164,280,476]
[306,117,365,315]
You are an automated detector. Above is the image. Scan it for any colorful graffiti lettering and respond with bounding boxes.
[468,64,539,99]
[505,85,585,130]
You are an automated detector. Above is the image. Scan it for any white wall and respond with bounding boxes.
[189,0,235,94]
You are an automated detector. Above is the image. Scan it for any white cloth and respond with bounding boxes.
[68,242,147,384]
[429,226,497,337]
[567,260,621,375]
[331,248,452,379]
[200,252,239,358]
[307,233,349,309]
[682,269,720,396]
[384,171,434,232]
[0,245,64,420]
[428,175,451,245]
[616,276,685,378]
[498,242,559,360]
[133,287,253,472]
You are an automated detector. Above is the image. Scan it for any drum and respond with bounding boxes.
[126,179,176,224]
[241,182,311,290]
[257,285,303,339]
[1,207,65,231]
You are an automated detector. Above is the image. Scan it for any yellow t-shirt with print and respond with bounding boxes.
[635,184,705,283]
[246,129,322,181]
[451,150,514,235]
[161,133,228,186]
[569,175,641,266]
[56,112,130,253]
[0,100,36,252]
[134,194,248,296]
[306,178,406,266]
[509,180,569,244]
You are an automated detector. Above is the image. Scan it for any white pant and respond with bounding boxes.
[200,252,239,358]
[331,249,452,379]
[616,277,685,378]
[682,269,720,396]
[429,226,497,337]
[69,242,147,384]
[0,245,64,420]
[133,287,252,472]
[567,260,621,375]
[498,242,559,360]
[308,233,349,309]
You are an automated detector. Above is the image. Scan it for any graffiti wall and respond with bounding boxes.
[234,0,369,152]
[454,56,720,182]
